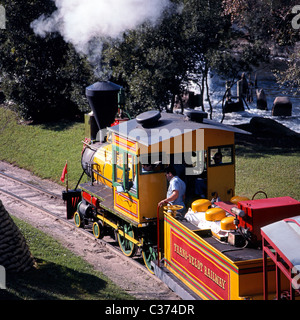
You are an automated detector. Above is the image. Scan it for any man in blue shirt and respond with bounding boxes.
[158,166,186,215]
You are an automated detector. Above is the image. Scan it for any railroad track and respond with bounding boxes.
[0,171,65,218]
[0,169,182,300]
[0,171,149,273]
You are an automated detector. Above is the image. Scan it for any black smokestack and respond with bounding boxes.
[85,81,122,136]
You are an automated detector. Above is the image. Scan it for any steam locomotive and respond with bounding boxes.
[63,81,300,300]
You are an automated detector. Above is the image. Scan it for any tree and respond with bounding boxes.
[222,0,300,93]
[102,0,276,118]
[223,0,299,45]
[275,51,300,94]
[102,0,231,116]
[0,0,95,122]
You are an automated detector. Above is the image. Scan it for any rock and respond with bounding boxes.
[0,200,35,273]
[249,117,300,139]
[223,100,244,113]
[272,97,292,116]
[234,117,300,148]
[256,89,267,110]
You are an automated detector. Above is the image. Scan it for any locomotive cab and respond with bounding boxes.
[80,108,244,224]
[106,110,243,223]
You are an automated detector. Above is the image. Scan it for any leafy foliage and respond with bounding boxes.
[102,0,278,116]
[0,0,95,122]
[275,51,300,94]
[102,0,231,115]
[0,0,297,122]
[223,0,300,45]
[222,0,300,94]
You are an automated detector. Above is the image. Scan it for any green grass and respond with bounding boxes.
[235,144,300,200]
[0,107,84,188]
[0,216,133,300]
[0,106,299,199]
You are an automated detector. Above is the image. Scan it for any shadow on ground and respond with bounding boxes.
[0,258,121,300]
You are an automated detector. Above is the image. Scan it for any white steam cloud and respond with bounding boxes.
[31,0,172,55]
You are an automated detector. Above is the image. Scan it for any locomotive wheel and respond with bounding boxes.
[74,211,84,228]
[117,223,136,257]
[141,237,157,274]
[93,221,104,239]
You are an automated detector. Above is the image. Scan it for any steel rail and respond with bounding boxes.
[0,171,59,199]
[0,172,152,276]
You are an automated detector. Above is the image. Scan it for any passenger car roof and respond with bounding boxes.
[261,216,300,271]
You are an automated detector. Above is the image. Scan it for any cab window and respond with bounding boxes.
[127,153,137,195]
[139,152,166,175]
[115,150,123,184]
[208,145,234,167]
[113,149,138,197]
[184,151,206,176]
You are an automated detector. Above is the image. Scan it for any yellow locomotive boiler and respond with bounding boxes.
[63,81,300,299]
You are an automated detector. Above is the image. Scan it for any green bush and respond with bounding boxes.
[0,0,95,122]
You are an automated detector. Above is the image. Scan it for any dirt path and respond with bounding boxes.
[0,161,180,300]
